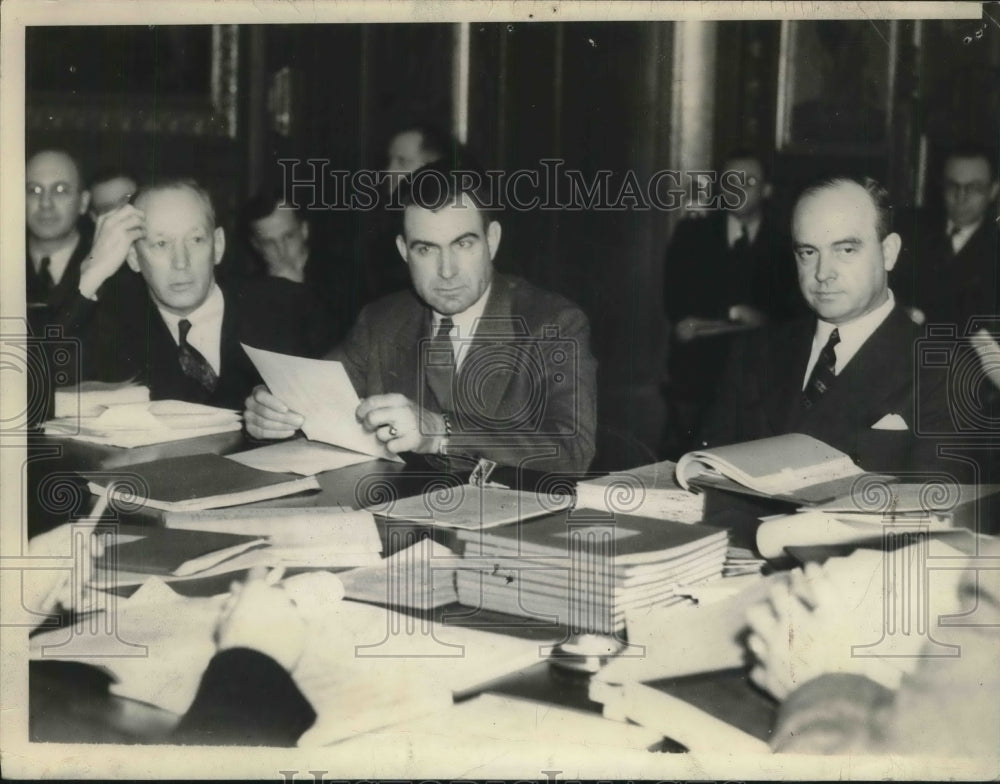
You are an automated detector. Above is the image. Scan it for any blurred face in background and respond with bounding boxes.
[249,207,310,282]
[386,131,439,194]
[127,185,224,316]
[26,151,90,243]
[943,155,999,228]
[726,156,769,219]
[89,175,138,220]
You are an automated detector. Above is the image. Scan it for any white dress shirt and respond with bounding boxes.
[946,219,982,254]
[802,290,896,390]
[726,214,762,248]
[431,283,492,372]
[29,233,81,286]
[155,283,225,375]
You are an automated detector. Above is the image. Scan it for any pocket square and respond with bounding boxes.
[872,413,909,431]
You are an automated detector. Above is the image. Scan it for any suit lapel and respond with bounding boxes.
[385,295,426,404]
[769,319,814,433]
[460,276,517,418]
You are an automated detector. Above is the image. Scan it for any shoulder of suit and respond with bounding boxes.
[498,274,588,325]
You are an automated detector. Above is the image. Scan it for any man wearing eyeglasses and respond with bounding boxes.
[25,149,93,322]
[894,142,999,329]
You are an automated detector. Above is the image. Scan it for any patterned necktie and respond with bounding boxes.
[802,328,840,409]
[38,256,54,295]
[177,319,219,393]
[425,316,456,411]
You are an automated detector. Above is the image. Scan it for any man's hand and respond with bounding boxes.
[356,393,445,454]
[728,304,766,328]
[24,522,104,615]
[215,567,306,672]
[78,204,145,299]
[745,562,899,701]
[243,384,304,440]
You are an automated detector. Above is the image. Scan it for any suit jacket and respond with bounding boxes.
[664,210,803,403]
[701,305,953,475]
[172,648,315,746]
[25,228,93,337]
[68,277,306,409]
[893,211,999,330]
[327,273,598,474]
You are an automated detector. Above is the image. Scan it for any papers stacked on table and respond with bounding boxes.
[44,398,242,448]
[455,511,729,633]
[53,380,150,418]
[575,460,704,523]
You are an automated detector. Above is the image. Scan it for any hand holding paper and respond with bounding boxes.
[242,345,400,461]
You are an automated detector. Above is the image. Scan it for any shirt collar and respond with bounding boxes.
[156,282,224,340]
[432,282,493,339]
[946,218,982,250]
[29,233,80,285]
[814,289,895,369]
[726,213,762,247]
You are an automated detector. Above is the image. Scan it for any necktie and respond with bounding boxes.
[425,317,456,411]
[177,319,219,393]
[38,256,54,295]
[732,223,750,253]
[802,328,840,409]
[948,224,961,255]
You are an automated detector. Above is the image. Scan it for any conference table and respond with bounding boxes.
[26,429,778,750]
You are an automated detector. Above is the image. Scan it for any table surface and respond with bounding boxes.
[26,432,778,748]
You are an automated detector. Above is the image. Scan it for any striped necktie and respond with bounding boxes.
[177,319,219,393]
[802,328,840,409]
[424,316,455,411]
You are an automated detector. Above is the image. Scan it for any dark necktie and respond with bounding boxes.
[177,318,218,393]
[732,223,750,254]
[424,317,456,411]
[38,256,54,296]
[802,328,840,409]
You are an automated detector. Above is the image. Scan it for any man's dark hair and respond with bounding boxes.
[394,122,457,163]
[242,188,304,231]
[722,147,770,180]
[396,158,496,233]
[944,141,999,180]
[797,175,893,240]
[133,178,217,228]
[89,167,136,190]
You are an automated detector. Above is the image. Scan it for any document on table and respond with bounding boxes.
[226,438,377,475]
[242,345,402,462]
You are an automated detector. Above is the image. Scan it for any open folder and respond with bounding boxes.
[242,344,402,462]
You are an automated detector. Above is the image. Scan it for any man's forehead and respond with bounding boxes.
[725,157,763,176]
[253,206,301,232]
[794,183,875,231]
[945,156,993,181]
[26,152,81,184]
[403,196,486,234]
[138,187,214,228]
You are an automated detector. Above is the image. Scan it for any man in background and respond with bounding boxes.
[87,168,138,222]
[25,149,93,322]
[662,150,799,457]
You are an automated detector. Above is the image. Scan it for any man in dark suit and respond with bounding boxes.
[246,161,598,474]
[893,142,999,329]
[64,179,304,409]
[663,150,801,456]
[702,175,951,474]
[241,190,351,356]
[25,150,94,328]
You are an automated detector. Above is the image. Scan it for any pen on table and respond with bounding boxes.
[264,566,286,586]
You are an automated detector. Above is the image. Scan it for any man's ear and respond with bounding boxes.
[213,227,226,266]
[881,231,902,271]
[486,220,502,261]
[126,245,141,273]
[78,189,91,216]
[396,234,408,263]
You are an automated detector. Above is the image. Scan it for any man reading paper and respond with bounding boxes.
[245,161,598,474]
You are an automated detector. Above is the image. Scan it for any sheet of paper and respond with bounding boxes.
[242,344,401,462]
[226,438,376,475]
[340,538,458,609]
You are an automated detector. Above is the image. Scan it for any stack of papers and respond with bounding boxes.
[44,399,242,447]
[456,512,729,633]
[53,380,150,418]
[575,460,704,523]
[225,438,376,475]
[340,539,459,609]
[371,486,573,530]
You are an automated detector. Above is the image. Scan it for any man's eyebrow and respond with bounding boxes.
[451,232,480,244]
[832,237,863,246]
[406,238,439,249]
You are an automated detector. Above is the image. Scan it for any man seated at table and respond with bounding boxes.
[245,160,598,474]
[700,175,952,474]
[63,178,306,409]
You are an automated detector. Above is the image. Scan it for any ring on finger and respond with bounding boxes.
[388,425,399,437]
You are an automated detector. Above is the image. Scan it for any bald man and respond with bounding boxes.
[25,150,93,320]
